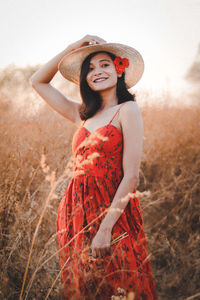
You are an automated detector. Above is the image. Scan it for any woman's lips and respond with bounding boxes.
[93,77,108,83]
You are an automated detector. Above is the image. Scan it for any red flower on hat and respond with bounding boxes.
[113,56,129,74]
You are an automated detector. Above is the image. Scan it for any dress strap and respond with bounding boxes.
[82,101,129,126]
[108,101,128,125]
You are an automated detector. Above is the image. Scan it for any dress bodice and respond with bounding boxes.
[72,123,124,179]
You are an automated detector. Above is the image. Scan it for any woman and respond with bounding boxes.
[30,35,157,300]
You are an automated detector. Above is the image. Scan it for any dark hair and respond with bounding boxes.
[79,51,136,120]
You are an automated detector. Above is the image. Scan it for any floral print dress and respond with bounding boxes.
[56,101,157,300]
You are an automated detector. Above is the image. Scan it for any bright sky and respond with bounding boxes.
[1,0,200,97]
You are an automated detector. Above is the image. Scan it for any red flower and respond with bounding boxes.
[113,56,129,74]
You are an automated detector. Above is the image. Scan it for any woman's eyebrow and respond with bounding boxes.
[99,59,110,63]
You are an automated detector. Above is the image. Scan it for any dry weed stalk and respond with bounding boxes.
[20,155,58,299]
[0,65,200,299]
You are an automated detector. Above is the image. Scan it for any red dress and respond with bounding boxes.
[57,101,157,300]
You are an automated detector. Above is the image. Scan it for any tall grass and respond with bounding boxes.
[0,65,200,299]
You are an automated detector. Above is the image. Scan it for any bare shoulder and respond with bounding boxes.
[120,101,142,121]
[119,101,143,138]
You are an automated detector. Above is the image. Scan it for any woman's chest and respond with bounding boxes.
[72,125,123,156]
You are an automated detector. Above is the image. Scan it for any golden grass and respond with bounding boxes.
[0,65,200,299]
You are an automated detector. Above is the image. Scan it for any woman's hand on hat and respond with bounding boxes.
[67,35,106,52]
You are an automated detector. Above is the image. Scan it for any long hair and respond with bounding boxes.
[79,51,136,120]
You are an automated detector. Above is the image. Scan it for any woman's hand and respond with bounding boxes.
[67,35,107,52]
[90,228,112,258]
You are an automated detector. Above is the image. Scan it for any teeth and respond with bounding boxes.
[94,78,107,83]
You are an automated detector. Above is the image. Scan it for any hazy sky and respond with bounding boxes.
[1,0,200,96]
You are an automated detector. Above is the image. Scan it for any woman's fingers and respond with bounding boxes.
[68,35,107,52]
[104,247,112,257]
[91,247,111,258]
[100,247,107,258]
[91,247,97,258]
[83,35,106,45]
[96,248,102,258]
[92,35,107,43]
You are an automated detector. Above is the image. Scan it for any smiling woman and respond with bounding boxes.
[87,54,117,90]
[79,51,135,119]
[29,34,157,299]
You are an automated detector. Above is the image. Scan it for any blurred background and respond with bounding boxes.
[1,0,200,98]
[0,0,200,299]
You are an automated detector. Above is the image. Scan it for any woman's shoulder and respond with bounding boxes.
[120,101,140,117]
[119,101,143,134]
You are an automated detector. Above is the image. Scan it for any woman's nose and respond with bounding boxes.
[94,69,102,76]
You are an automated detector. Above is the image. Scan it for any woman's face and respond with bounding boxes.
[86,53,119,92]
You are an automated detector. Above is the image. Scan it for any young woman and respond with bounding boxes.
[30,35,157,300]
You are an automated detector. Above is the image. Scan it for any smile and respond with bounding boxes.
[93,77,108,83]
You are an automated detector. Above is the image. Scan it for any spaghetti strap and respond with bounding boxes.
[108,101,128,125]
[82,101,129,127]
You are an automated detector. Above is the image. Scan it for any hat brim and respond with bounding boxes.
[58,43,144,89]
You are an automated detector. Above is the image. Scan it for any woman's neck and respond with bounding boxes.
[99,87,118,110]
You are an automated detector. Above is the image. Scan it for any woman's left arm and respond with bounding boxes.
[90,101,144,258]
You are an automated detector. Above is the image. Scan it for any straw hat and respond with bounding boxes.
[58,42,144,89]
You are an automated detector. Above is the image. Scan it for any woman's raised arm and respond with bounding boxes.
[29,35,106,124]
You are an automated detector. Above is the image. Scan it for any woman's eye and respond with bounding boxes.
[102,63,109,67]
[88,67,94,72]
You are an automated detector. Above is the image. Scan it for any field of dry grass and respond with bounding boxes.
[0,65,200,300]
